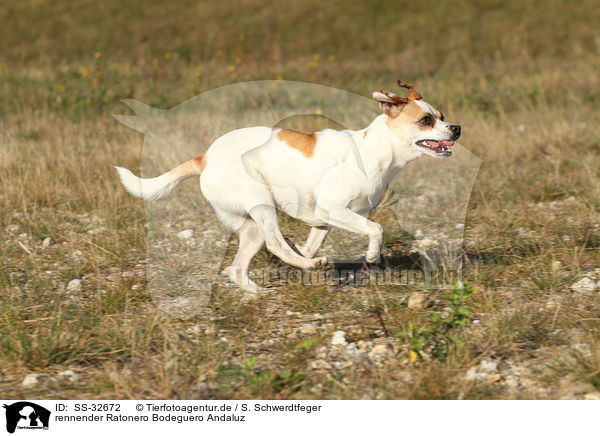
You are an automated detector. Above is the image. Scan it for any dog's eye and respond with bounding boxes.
[439,114,445,121]
[419,116,434,126]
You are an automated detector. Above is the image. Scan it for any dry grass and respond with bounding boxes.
[1,0,600,399]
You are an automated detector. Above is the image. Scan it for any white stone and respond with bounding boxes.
[331,331,347,346]
[310,359,332,370]
[299,324,318,335]
[407,292,427,309]
[22,374,41,388]
[416,237,438,250]
[66,279,82,292]
[177,229,194,240]
[58,370,80,382]
[479,358,498,372]
[368,344,388,359]
[571,277,597,294]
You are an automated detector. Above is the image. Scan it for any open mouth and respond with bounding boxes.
[416,139,455,157]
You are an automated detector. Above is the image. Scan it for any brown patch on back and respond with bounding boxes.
[277,129,317,158]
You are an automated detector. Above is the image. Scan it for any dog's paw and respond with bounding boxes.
[311,256,329,270]
[365,252,381,264]
[240,290,259,303]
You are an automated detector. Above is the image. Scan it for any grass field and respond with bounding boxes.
[1,0,600,399]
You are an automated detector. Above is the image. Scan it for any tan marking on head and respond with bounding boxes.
[385,100,432,133]
[363,128,369,138]
[277,129,316,158]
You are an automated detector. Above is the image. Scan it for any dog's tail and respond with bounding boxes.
[115,154,206,200]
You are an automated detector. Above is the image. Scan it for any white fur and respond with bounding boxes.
[115,166,181,200]
[116,101,458,295]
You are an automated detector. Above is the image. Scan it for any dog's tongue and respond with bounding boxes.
[426,140,455,149]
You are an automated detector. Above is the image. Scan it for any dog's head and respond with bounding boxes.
[373,80,461,158]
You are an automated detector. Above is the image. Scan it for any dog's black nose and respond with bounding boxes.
[449,124,461,139]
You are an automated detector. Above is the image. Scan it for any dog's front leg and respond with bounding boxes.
[297,226,329,258]
[316,205,383,263]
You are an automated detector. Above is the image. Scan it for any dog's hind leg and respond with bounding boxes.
[249,205,327,270]
[222,218,265,294]
[230,221,265,293]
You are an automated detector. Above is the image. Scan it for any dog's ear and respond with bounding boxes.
[396,79,423,101]
[372,90,408,118]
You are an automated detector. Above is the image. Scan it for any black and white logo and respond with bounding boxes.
[3,402,50,434]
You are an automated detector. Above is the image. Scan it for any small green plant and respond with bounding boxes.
[218,357,306,395]
[396,281,476,361]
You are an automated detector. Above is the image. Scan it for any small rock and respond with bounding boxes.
[344,343,366,362]
[504,373,520,389]
[584,392,600,400]
[551,261,563,272]
[22,374,41,388]
[571,277,597,294]
[310,359,332,370]
[415,238,438,250]
[177,229,194,240]
[122,271,135,279]
[407,292,427,309]
[66,279,82,292]
[479,358,498,372]
[331,331,347,346]
[464,366,479,381]
[333,361,353,369]
[57,370,80,382]
[545,296,561,310]
[41,237,52,249]
[485,373,502,384]
[299,324,318,335]
[568,329,587,344]
[368,344,388,359]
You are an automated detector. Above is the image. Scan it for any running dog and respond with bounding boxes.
[115,80,461,294]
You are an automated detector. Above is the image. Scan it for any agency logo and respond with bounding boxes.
[2,402,50,434]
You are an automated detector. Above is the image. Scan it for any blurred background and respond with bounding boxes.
[1,0,599,113]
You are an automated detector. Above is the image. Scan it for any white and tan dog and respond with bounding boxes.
[116,80,461,294]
